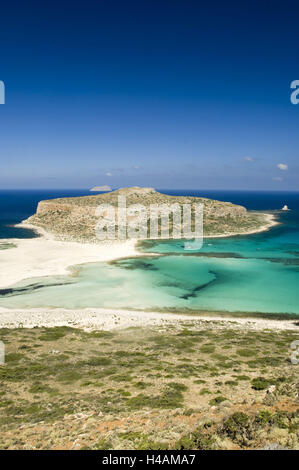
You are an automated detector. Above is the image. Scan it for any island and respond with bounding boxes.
[1,189,297,452]
[22,187,277,242]
[90,185,112,192]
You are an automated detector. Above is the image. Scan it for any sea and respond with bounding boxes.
[0,189,299,317]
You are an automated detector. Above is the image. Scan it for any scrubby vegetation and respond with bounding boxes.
[0,321,297,449]
[24,187,270,242]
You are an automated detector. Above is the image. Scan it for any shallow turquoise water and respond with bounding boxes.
[1,253,299,314]
[0,209,299,315]
[1,188,299,315]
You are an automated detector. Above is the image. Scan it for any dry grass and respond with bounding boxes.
[0,322,298,449]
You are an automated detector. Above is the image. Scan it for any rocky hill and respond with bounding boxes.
[23,187,269,242]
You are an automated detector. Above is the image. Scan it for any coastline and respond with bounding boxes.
[0,306,297,332]
[0,211,288,331]
[0,211,278,290]
[204,212,279,238]
[0,223,141,289]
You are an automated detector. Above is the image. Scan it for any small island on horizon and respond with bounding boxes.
[90,185,112,192]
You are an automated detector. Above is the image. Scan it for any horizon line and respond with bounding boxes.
[0,188,299,193]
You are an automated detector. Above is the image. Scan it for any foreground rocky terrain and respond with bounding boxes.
[23,187,270,242]
[0,321,298,450]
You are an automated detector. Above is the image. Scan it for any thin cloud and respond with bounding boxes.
[106,172,112,176]
[244,156,255,162]
[272,176,283,181]
[277,163,288,171]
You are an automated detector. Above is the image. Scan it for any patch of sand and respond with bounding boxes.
[0,212,277,289]
[0,229,139,289]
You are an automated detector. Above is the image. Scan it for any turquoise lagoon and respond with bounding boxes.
[0,190,299,315]
[1,206,299,316]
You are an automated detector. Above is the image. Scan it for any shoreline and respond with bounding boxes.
[18,210,279,241]
[0,211,289,331]
[0,306,298,332]
[0,224,141,289]
[204,212,279,238]
[0,211,278,290]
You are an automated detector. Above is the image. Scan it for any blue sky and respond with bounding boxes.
[0,1,299,190]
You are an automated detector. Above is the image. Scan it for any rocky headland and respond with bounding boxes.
[22,187,275,242]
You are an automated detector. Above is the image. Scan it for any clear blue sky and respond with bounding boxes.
[0,1,299,190]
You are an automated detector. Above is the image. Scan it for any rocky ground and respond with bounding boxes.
[23,187,274,242]
[0,320,298,450]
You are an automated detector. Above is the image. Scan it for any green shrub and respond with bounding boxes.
[94,438,112,450]
[167,382,188,392]
[199,388,211,395]
[200,344,215,354]
[236,349,256,357]
[256,410,273,424]
[5,353,23,363]
[209,396,227,406]
[222,412,249,438]
[251,377,270,390]
[85,356,112,366]
[38,327,71,341]
[175,429,216,450]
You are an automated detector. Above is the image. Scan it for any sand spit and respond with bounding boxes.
[0,224,140,289]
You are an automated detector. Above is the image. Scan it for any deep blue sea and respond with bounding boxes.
[0,190,94,239]
[1,189,299,316]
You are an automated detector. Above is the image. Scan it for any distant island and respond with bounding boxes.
[90,185,112,192]
[22,187,277,242]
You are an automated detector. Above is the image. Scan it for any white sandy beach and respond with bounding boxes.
[0,224,140,289]
[0,213,289,332]
[0,306,297,332]
[0,213,278,289]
